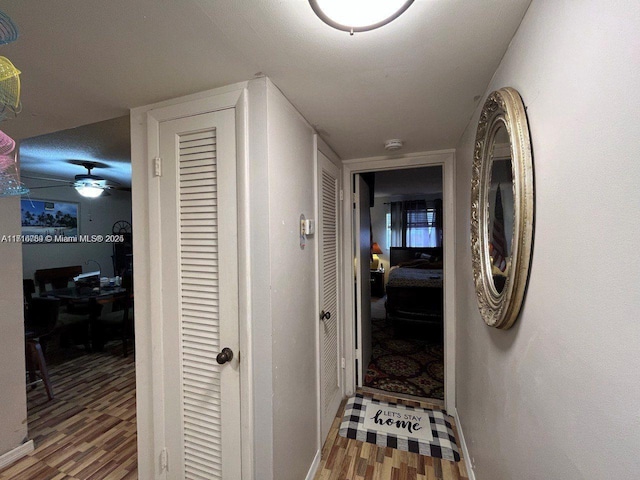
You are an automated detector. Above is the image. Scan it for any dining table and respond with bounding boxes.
[41,286,128,351]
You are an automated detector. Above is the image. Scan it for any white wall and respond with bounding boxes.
[265,81,319,480]
[21,178,132,283]
[244,78,321,479]
[245,78,274,479]
[0,196,28,457]
[454,1,640,478]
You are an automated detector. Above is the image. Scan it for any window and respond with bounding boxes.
[389,199,442,248]
[405,206,438,247]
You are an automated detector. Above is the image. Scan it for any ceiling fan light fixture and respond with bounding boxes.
[75,184,103,198]
[73,161,108,197]
[309,0,414,34]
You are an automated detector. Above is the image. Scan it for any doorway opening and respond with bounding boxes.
[352,164,448,405]
[17,115,138,478]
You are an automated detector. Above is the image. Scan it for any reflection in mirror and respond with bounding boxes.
[488,124,513,293]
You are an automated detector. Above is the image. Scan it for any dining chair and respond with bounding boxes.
[95,275,134,356]
[23,278,35,302]
[56,299,93,351]
[25,297,60,400]
[33,265,83,293]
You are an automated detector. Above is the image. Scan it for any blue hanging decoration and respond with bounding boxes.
[0,10,18,46]
[0,173,29,196]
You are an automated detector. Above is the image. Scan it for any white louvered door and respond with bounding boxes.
[158,109,241,479]
[317,151,342,443]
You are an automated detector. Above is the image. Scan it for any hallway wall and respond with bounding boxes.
[454,1,640,478]
[0,196,28,457]
[265,80,319,480]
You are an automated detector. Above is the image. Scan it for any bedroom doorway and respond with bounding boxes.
[357,166,445,402]
[342,151,456,413]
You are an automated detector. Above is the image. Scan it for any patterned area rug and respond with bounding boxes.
[365,317,444,400]
[339,394,460,461]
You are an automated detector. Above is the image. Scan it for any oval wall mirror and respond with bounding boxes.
[471,87,534,329]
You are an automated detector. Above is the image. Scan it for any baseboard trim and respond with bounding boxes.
[453,408,476,480]
[305,449,321,480]
[0,440,34,470]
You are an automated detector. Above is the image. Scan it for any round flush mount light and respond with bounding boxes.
[384,139,404,151]
[309,0,415,35]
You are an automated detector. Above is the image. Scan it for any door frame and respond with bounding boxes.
[340,150,457,414]
[313,136,343,452]
[130,82,253,479]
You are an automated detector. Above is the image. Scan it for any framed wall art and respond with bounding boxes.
[21,199,79,243]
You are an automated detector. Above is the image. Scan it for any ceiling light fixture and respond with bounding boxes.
[309,0,414,35]
[75,183,103,198]
[73,162,106,198]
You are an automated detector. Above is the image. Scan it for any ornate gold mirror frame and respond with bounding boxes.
[471,87,534,329]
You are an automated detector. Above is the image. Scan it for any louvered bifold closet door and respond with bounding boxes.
[322,169,339,409]
[178,128,224,479]
[318,152,342,442]
[158,109,240,480]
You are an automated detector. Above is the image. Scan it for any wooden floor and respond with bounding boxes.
[0,343,137,480]
[314,390,469,480]
[2,342,466,480]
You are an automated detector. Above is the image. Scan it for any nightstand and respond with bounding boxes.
[370,270,385,298]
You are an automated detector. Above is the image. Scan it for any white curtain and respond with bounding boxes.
[389,201,404,247]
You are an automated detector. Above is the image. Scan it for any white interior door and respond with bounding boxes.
[354,175,372,386]
[318,151,342,442]
[158,109,241,479]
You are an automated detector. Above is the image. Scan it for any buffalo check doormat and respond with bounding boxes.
[339,394,461,461]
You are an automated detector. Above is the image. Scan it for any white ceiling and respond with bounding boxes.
[0,0,530,184]
[19,115,131,186]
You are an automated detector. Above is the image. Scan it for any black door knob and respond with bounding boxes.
[320,310,331,321]
[216,347,234,365]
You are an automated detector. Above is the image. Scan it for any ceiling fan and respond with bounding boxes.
[23,161,130,198]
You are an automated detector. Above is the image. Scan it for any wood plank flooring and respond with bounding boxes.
[0,343,137,480]
[314,390,469,480]
[2,342,466,479]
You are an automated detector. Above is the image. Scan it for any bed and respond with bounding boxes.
[385,247,444,328]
